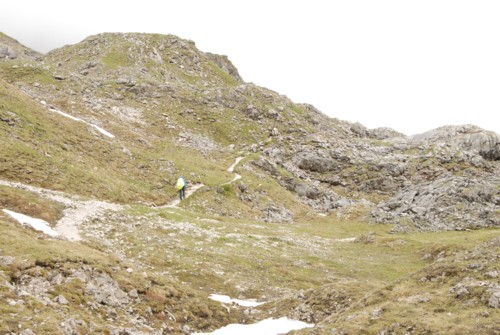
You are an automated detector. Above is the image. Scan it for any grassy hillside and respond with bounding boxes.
[1,32,499,334]
[1,185,498,334]
[0,66,259,206]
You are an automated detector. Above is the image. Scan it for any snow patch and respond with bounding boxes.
[90,124,115,138]
[208,294,264,307]
[0,179,123,241]
[2,209,59,237]
[46,104,115,138]
[191,317,314,335]
[335,237,356,242]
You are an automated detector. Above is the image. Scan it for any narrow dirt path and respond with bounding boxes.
[0,179,122,241]
[227,156,244,173]
[163,156,245,207]
[222,156,244,185]
[161,183,205,208]
[0,156,245,240]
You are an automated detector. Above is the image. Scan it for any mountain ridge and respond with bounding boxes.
[2,28,498,244]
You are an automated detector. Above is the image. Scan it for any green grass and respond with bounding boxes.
[82,205,419,298]
[0,185,64,224]
[2,131,499,334]
[102,46,133,69]
[87,201,499,333]
[207,62,239,87]
[1,32,499,334]
[0,75,245,205]
[0,206,242,334]
[0,61,55,84]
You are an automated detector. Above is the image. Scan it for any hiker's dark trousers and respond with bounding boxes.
[179,187,186,200]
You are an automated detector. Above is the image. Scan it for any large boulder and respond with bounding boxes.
[262,204,293,223]
[85,272,130,307]
[0,44,17,59]
[252,158,279,176]
[296,153,335,173]
[280,178,321,199]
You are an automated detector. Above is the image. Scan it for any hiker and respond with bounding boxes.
[176,176,186,200]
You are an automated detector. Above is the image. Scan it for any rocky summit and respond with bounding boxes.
[0,32,499,335]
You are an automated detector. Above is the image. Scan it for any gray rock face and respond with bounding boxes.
[294,182,322,200]
[0,44,17,59]
[371,174,500,231]
[266,120,500,229]
[489,290,500,308]
[351,122,405,139]
[85,272,130,307]
[252,158,279,176]
[262,204,293,223]
[243,104,261,120]
[411,125,500,161]
[206,52,243,83]
[246,115,500,227]
[0,35,40,60]
[278,176,352,214]
[295,153,335,173]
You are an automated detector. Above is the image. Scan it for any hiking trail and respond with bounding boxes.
[223,156,243,185]
[0,179,121,241]
[0,156,245,240]
[162,156,244,207]
[161,183,205,208]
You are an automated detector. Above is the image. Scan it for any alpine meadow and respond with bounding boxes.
[0,32,499,335]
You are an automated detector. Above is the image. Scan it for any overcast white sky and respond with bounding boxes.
[2,0,499,135]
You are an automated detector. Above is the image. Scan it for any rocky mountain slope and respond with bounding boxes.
[1,32,499,334]
[0,32,41,61]
[1,32,499,229]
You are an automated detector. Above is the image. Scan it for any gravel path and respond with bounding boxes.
[162,183,205,208]
[0,179,122,241]
[0,156,245,241]
[163,156,244,207]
